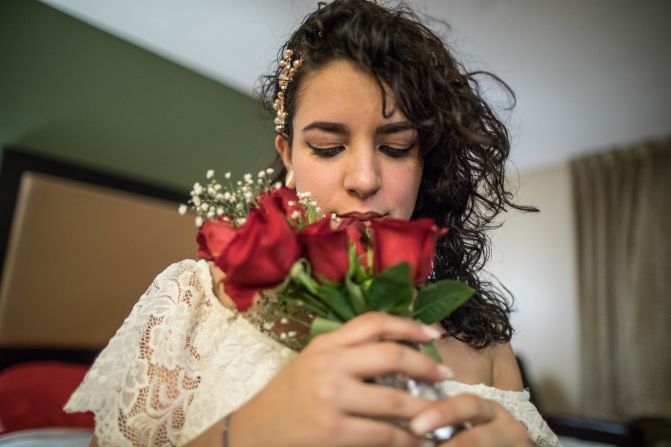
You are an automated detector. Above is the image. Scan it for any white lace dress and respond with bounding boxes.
[65,259,560,446]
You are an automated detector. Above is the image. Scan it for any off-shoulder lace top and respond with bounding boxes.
[65,259,560,446]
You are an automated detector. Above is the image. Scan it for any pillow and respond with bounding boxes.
[0,362,94,434]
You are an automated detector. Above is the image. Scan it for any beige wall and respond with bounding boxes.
[489,163,580,415]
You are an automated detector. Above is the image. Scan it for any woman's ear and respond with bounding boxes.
[274,134,292,172]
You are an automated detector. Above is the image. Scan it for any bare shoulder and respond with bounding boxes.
[434,336,523,391]
[488,341,524,391]
[434,336,494,385]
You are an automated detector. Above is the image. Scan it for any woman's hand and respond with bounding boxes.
[409,394,534,446]
[228,312,451,447]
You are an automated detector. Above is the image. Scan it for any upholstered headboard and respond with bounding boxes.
[0,148,197,362]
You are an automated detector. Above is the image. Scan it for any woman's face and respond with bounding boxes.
[275,59,423,221]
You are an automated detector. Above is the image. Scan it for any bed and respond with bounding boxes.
[0,146,196,442]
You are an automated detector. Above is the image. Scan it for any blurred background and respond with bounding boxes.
[0,0,669,443]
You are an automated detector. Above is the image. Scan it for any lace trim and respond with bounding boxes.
[439,381,561,446]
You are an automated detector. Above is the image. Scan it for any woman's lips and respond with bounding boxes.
[336,211,388,221]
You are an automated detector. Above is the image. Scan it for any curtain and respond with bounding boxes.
[571,137,671,420]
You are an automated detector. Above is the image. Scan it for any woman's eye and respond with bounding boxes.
[379,145,413,158]
[307,143,344,158]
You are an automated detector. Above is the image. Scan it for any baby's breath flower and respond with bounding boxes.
[215,193,224,201]
[195,216,203,227]
[207,186,215,196]
[224,172,231,179]
[244,173,253,183]
[214,184,222,191]
[206,169,214,179]
[287,201,296,207]
[223,192,231,200]
[244,191,253,202]
[201,203,209,211]
[193,182,203,195]
[291,210,301,219]
[266,168,274,175]
[258,170,266,178]
[237,181,243,186]
[235,217,246,226]
[216,207,224,215]
[178,204,188,215]
[207,210,215,219]
[274,182,282,189]
[280,317,289,325]
[193,196,201,206]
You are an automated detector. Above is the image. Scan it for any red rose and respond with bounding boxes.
[273,187,305,221]
[370,218,446,285]
[337,218,368,261]
[300,218,349,282]
[216,192,301,311]
[196,218,237,261]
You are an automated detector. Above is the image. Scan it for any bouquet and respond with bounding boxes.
[180,169,475,440]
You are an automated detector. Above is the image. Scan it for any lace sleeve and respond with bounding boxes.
[440,381,562,447]
[64,259,293,446]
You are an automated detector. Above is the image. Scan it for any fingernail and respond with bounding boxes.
[421,325,442,339]
[410,413,439,435]
[438,364,454,380]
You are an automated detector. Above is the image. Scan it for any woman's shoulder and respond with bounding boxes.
[488,341,524,391]
[146,258,221,301]
[434,337,522,391]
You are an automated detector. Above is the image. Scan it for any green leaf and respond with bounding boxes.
[419,341,442,363]
[412,280,474,324]
[309,317,343,339]
[345,277,367,314]
[316,285,355,321]
[367,262,414,313]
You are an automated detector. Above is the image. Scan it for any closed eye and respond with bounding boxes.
[307,142,344,158]
[379,144,414,158]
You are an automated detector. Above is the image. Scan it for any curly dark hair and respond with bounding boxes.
[259,0,537,349]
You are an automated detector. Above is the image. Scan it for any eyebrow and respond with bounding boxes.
[301,121,416,135]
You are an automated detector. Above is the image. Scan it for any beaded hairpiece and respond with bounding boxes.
[273,49,303,134]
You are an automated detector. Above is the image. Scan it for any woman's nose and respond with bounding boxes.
[343,147,382,200]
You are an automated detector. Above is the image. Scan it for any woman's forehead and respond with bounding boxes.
[293,60,406,127]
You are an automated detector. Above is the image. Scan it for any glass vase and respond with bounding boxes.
[372,343,461,444]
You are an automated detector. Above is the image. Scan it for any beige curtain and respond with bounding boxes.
[571,137,671,420]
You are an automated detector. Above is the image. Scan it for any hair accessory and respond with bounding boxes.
[273,48,303,134]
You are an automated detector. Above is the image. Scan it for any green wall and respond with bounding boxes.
[0,0,275,191]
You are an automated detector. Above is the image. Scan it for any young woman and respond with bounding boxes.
[67,1,559,446]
